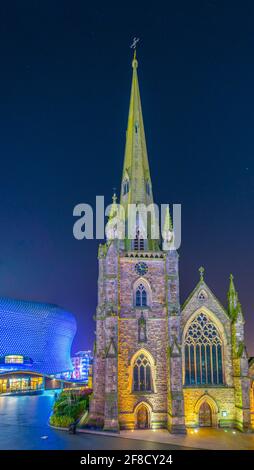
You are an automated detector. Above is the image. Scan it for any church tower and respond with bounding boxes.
[88,51,186,433]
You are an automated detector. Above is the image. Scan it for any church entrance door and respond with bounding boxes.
[199,401,212,427]
[136,404,149,429]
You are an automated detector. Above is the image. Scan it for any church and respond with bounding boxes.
[88,51,253,433]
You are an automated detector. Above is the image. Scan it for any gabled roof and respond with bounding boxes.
[182,275,229,318]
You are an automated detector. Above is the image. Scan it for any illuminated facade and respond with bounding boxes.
[0,297,77,392]
[88,52,252,433]
[0,372,44,394]
[249,358,254,429]
[71,350,93,382]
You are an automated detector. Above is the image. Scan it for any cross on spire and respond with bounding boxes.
[199,266,205,281]
[130,37,140,50]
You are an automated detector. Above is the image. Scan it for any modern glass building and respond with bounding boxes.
[71,350,93,383]
[0,297,77,394]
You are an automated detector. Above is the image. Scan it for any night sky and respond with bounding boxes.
[0,1,253,355]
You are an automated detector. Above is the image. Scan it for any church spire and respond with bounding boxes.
[120,50,153,208]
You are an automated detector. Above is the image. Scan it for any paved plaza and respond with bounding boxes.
[0,393,253,450]
[80,428,254,450]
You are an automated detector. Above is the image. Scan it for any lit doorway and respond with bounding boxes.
[199,401,212,427]
[136,403,150,429]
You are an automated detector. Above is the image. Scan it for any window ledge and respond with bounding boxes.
[134,306,150,310]
[183,384,227,388]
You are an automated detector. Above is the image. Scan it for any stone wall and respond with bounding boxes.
[90,241,252,433]
[249,362,254,430]
[181,278,251,432]
[183,387,236,428]
[118,255,168,430]
[166,250,186,433]
[181,280,234,388]
[250,383,254,430]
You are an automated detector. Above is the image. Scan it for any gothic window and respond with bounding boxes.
[133,354,152,392]
[184,313,224,386]
[122,179,129,196]
[198,290,207,300]
[135,284,147,307]
[146,181,150,196]
[134,230,144,251]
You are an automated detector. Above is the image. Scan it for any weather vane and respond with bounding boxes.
[130,37,140,50]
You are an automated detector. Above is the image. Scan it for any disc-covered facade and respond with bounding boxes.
[0,297,77,375]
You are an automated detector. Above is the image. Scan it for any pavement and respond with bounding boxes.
[1,393,253,450]
[79,428,254,450]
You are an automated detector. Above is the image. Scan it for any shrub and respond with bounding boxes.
[50,414,73,428]
[51,390,90,427]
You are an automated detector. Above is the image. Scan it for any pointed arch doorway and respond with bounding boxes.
[135,403,150,429]
[195,394,219,428]
[199,401,212,427]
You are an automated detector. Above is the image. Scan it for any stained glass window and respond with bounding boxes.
[135,284,147,307]
[133,354,152,392]
[184,313,224,385]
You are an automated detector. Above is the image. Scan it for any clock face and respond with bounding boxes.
[135,262,148,276]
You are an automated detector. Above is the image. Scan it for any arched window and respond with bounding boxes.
[135,284,147,307]
[133,354,152,392]
[146,181,150,196]
[122,179,129,196]
[134,230,144,250]
[184,313,224,386]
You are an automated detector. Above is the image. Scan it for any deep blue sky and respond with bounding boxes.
[0,1,253,355]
